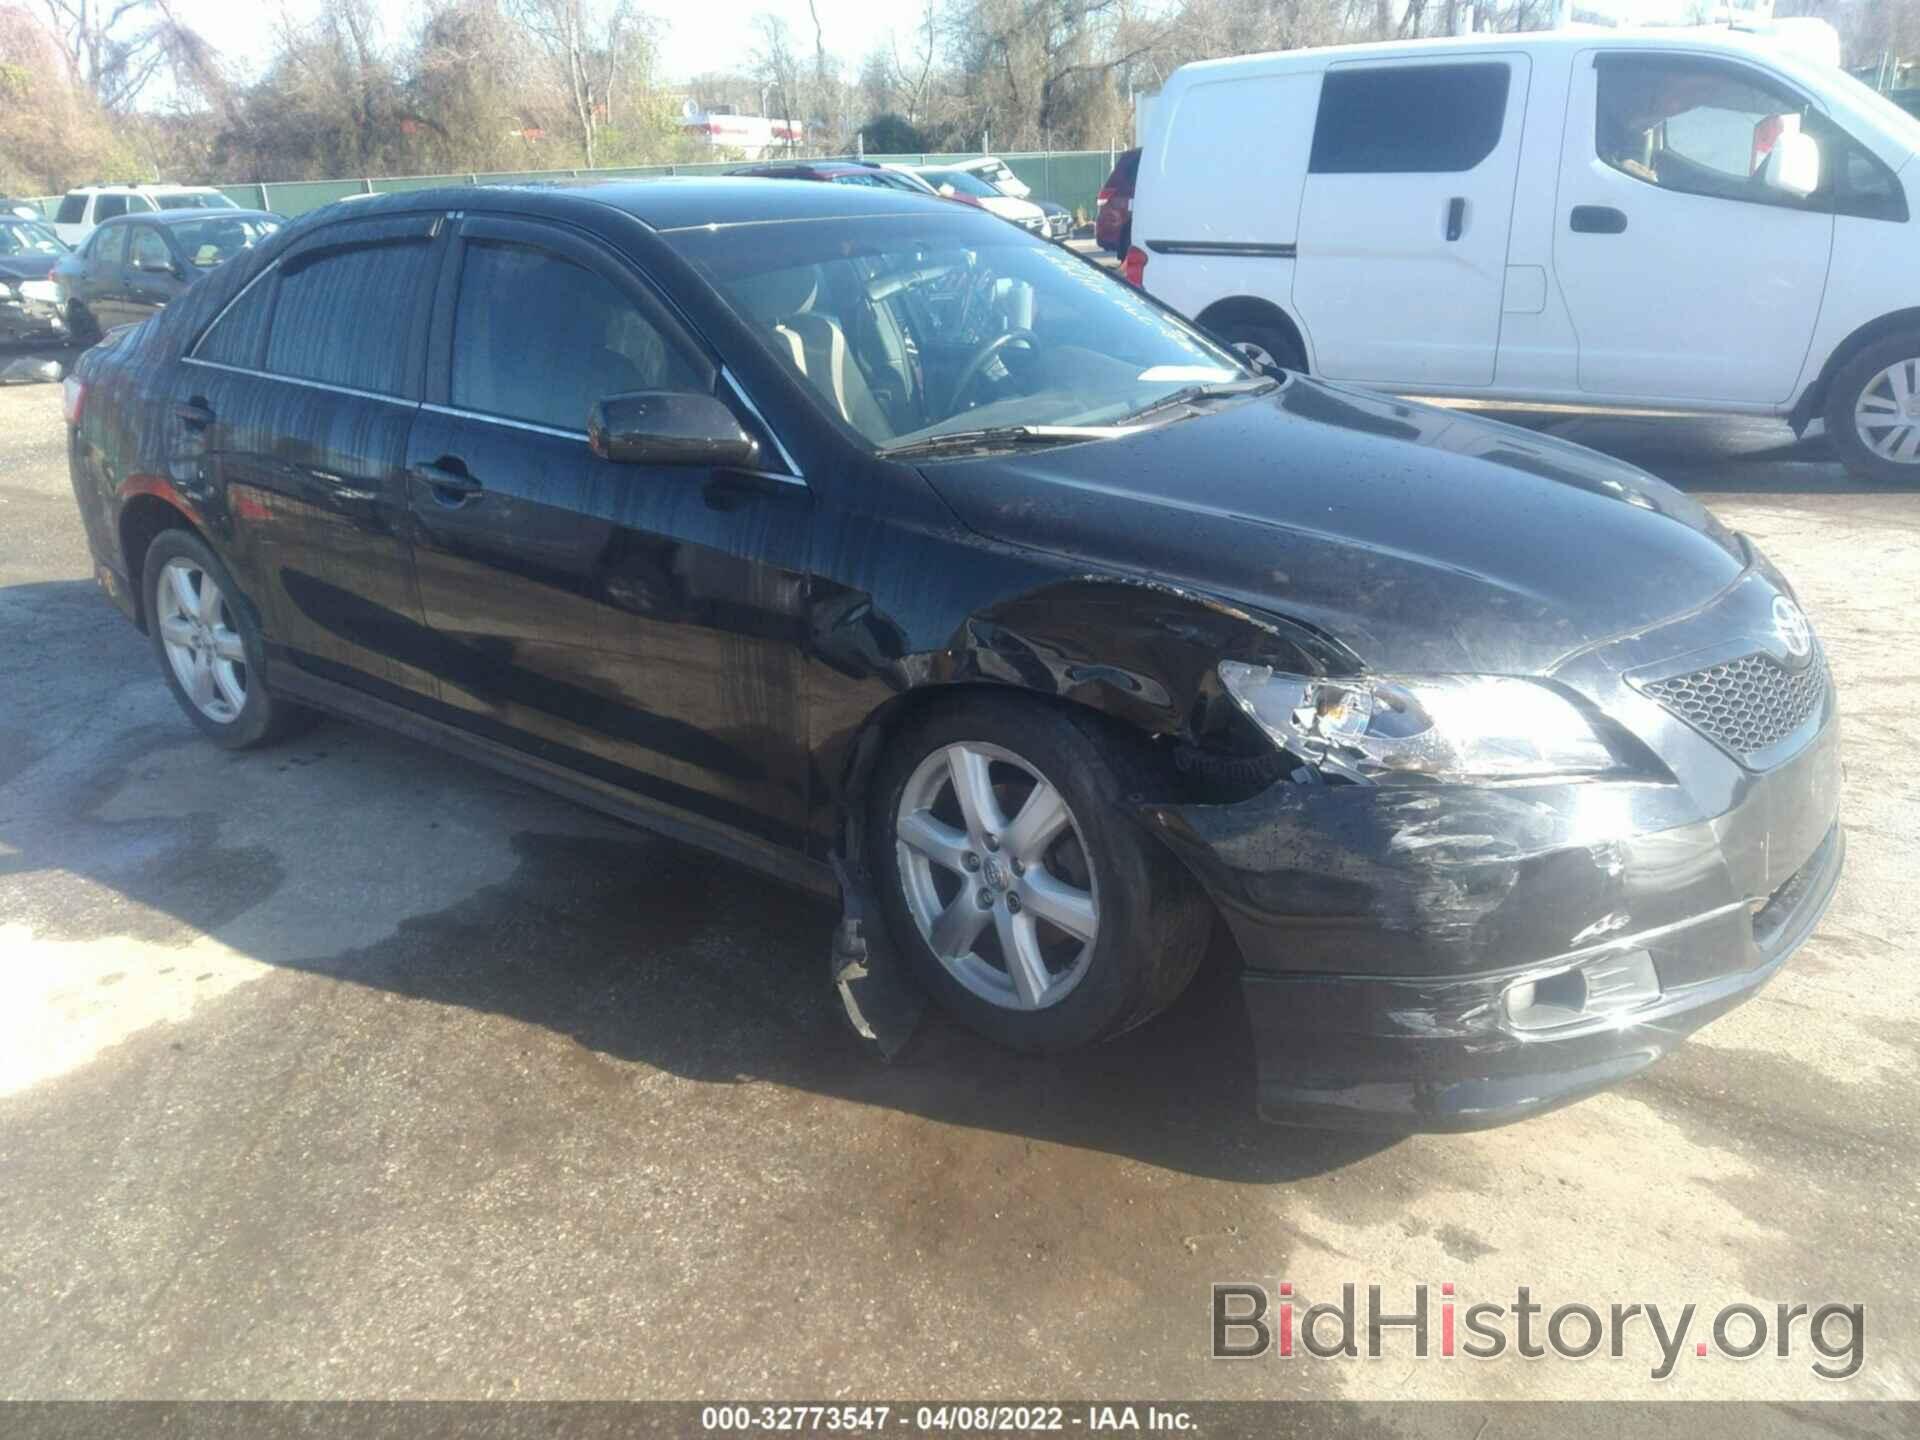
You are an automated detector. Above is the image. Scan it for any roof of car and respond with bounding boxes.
[299,177,956,233]
[728,161,870,177]
[66,183,226,194]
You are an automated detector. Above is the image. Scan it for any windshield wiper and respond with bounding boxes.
[1115,377,1278,427]
[880,424,1136,459]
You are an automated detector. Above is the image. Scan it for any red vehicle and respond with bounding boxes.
[1095,148,1140,256]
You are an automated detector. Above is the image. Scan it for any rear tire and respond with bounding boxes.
[1825,333,1920,484]
[869,696,1212,1053]
[143,529,317,750]
[66,301,100,346]
[1209,314,1306,375]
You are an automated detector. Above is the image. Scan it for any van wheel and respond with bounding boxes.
[144,529,317,750]
[1826,334,1920,483]
[869,696,1213,1054]
[1214,317,1306,375]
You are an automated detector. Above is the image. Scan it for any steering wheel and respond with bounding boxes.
[947,328,1036,414]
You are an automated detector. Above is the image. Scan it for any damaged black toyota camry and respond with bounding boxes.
[62,180,1843,1129]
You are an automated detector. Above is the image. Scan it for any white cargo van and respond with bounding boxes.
[1130,27,1920,480]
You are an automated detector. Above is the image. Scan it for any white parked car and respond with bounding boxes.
[950,155,1034,199]
[1131,25,1920,481]
[911,166,1051,236]
[51,185,238,246]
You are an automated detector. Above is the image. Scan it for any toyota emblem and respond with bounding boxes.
[1772,595,1812,661]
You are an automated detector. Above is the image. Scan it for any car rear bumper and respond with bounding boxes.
[1144,707,1844,1130]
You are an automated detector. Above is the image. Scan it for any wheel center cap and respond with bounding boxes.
[982,855,1007,891]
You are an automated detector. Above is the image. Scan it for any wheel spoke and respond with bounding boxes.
[1003,780,1070,865]
[1859,391,1900,416]
[211,658,246,713]
[1896,425,1920,463]
[211,626,246,663]
[945,745,1005,840]
[167,563,201,620]
[158,615,197,648]
[928,891,991,959]
[994,907,1051,1008]
[897,809,972,876]
[186,651,218,710]
[1890,363,1914,407]
[1020,869,1098,944]
[1873,424,1911,459]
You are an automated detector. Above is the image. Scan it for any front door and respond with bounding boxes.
[1553,49,1833,405]
[1292,54,1530,387]
[405,215,815,853]
[124,224,184,324]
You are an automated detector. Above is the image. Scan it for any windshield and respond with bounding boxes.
[920,169,1001,200]
[668,212,1252,450]
[169,215,279,266]
[157,192,238,210]
[0,220,66,257]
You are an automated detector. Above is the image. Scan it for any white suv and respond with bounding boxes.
[1131,25,1920,481]
[52,185,237,245]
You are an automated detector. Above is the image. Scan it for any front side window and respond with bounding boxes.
[130,227,172,271]
[158,192,238,210]
[56,194,86,224]
[1595,55,1817,208]
[450,241,706,433]
[173,216,279,267]
[670,212,1251,449]
[265,240,432,394]
[93,195,128,223]
[1310,63,1512,174]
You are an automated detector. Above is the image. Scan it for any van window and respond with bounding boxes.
[1309,64,1511,174]
[56,194,87,224]
[1595,55,1815,208]
[94,194,128,222]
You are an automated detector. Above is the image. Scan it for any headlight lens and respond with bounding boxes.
[1218,661,1618,782]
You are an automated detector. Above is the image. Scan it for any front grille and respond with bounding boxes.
[1638,651,1826,762]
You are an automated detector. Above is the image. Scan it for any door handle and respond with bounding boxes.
[1445,197,1467,242]
[1570,205,1628,234]
[410,461,483,503]
[173,399,214,428]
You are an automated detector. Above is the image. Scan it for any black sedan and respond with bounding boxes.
[0,216,70,343]
[44,209,279,342]
[61,181,1843,1129]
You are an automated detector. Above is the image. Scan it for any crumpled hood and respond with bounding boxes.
[0,255,60,285]
[917,377,1750,674]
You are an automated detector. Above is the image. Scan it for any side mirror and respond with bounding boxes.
[588,390,760,468]
[137,256,175,275]
[1762,129,1820,199]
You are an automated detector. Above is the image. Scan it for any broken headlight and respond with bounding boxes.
[1217,662,1618,783]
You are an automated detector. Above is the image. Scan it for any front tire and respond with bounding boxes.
[144,529,315,749]
[869,696,1212,1053]
[66,301,100,346]
[1213,316,1306,376]
[1826,334,1920,483]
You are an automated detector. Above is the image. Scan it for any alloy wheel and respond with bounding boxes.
[893,741,1099,1011]
[155,557,247,723]
[1853,358,1920,464]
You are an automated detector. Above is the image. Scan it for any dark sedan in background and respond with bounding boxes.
[40,208,279,342]
[0,216,70,343]
[60,180,1841,1130]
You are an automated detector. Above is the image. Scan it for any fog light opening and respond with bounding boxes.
[1503,949,1661,1034]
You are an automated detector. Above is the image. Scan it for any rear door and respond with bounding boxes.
[178,213,444,703]
[124,224,182,323]
[77,222,128,325]
[1292,55,1530,387]
[405,214,815,851]
[1553,49,1833,404]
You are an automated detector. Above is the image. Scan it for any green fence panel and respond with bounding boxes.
[260,180,367,215]
[219,184,269,211]
[999,152,1109,218]
[473,169,579,186]
[371,173,471,194]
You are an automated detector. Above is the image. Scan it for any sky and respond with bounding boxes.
[162,0,905,91]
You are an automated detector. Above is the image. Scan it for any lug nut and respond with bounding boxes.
[977,887,994,909]
[1005,893,1022,914]
[962,852,980,872]
[1010,859,1025,876]
[984,833,1000,852]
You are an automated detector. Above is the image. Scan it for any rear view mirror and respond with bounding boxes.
[1762,128,1820,199]
[588,391,760,468]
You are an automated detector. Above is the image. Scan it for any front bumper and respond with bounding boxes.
[1,295,64,343]
[1146,671,1843,1130]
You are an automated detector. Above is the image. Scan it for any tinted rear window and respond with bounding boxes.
[265,240,432,395]
[1309,64,1511,174]
[94,194,128,222]
[57,194,86,224]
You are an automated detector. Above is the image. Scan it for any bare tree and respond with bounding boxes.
[35,0,211,111]
[505,0,632,168]
[751,12,802,150]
